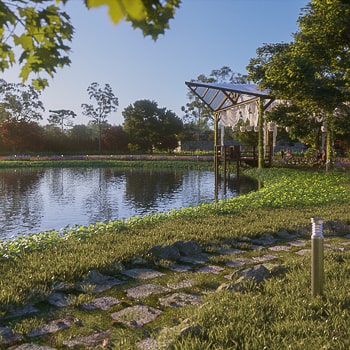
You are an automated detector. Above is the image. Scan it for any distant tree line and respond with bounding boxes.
[0,81,186,154]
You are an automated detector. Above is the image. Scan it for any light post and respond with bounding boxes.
[311,217,324,297]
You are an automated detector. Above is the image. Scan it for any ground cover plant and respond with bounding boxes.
[0,165,349,348]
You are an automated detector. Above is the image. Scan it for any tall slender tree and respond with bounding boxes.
[81,82,118,153]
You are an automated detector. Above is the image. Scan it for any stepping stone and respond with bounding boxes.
[178,253,210,265]
[77,270,124,293]
[111,305,162,328]
[81,296,120,311]
[63,330,111,348]
[225,257,254,268]
[159,293,201,308]
[268,245,291,252]
[136,337,158,350]
[28,317,73,337]
[126,284,170,299]
[167,279,194,290]
[288,240,307,247]
[295,249,311,256]
[252,254,278,263]
[8,344,56,350]
[167,263,193,272]
[216,248,245,255]
[196,265,225,274]
[122,268,165,280]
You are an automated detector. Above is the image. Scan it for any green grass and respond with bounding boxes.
[0,166,349,349]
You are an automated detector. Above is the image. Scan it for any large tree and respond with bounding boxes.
[0,0,180,89]
[247,0,350,167]
[0,81,44,122]
[123,99,183,153]
[81,82,118,153]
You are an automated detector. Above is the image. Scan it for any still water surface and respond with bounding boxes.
[0,167,258,240]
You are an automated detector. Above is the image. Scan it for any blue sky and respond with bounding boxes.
[4,0,308,126]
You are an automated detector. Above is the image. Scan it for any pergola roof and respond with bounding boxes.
[185,81,274,113]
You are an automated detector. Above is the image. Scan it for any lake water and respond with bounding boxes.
[0,167,258,240]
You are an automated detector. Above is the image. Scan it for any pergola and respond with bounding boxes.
[185,81,279,169]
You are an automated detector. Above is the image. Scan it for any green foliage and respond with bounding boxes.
[87,0,181,40]
[0,1,74,89]
[123,99,183,152]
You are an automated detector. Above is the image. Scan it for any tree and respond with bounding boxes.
[0,120,45,153]
[48,109,76,132]
[102,125,129,153]
[0,82,44,122]
[81,82,118,153]
[0,0,180,89]
[123,99,183,153]
[183,66,248,140]
[247,0,350,168]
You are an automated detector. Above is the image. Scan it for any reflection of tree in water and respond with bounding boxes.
[84,168,122,224]
[0,169,44,239]
[124,169,184,210]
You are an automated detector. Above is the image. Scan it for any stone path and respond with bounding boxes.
[1,222,349,349]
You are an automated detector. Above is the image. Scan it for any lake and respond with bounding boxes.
[0,167,258,240]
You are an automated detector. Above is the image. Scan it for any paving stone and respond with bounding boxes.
[178,253,210,264]
[8,344,56,350]
[268,245,292,252]
[167,263,193,272]
[111,305,162,328]
[28,317,73,337]
[252,254,278,263]
[136,337,158,350]
[225,257,254,268]
[63,330,111,348]
[159,293,201,308]
[167,279,194,290]
[196,265,225,274]
[122,268,165,280]
[250,245,265,251]
[126,283,170,299]
[252,234,276,245]
[295,249,311,256]
[216,248,245,255]
[288,240,307,247]
[81,296,120,311]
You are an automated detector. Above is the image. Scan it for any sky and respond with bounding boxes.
[3,0,309,126]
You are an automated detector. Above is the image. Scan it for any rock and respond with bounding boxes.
[126,283,170,299]
[48,293,72,308]
[76,270,124,293]
[159,293,201,308]
[0,326,23,345]
[8,344,56,350]
[81,296,120,311]
[28,317,73,337]
[217,264,272,292]
[148,245,180,261]
[252,233,276,246]
[122,268,165,280]
[111,305,162,328]
[51,281,73,292]
[174,240,201,256]
[63,330,111,348]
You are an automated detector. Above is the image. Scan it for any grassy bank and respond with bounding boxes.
[0,166,350,348]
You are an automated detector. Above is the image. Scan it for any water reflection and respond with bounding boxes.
[0,167,258,240]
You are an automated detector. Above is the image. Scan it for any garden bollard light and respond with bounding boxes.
[311,217,324,297]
